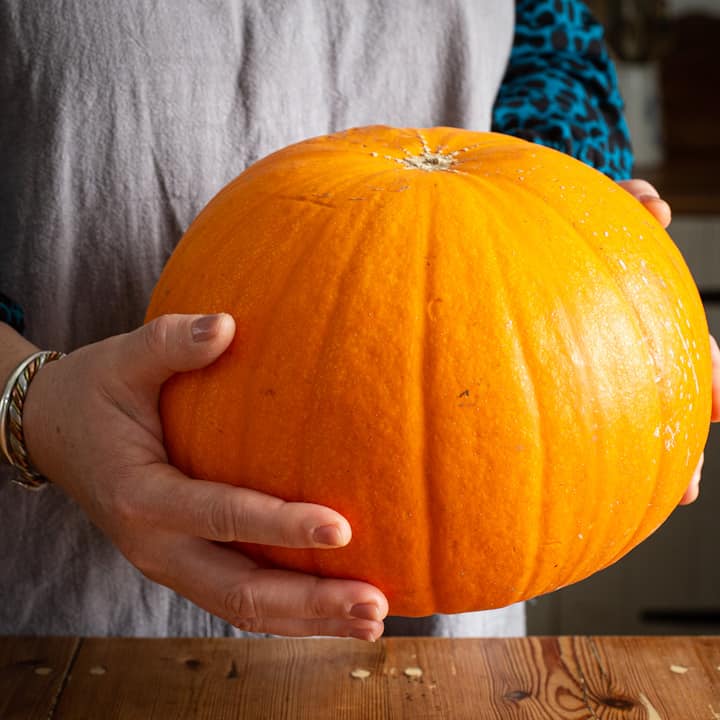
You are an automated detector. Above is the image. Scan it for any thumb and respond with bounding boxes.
[121,313,236,389]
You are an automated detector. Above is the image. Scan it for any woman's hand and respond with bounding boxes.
[678,335,720,505]
[618,178,673,228]
[22,313,388,639]
[619,179,720,505]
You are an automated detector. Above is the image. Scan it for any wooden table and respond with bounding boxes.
[2,636,719,718]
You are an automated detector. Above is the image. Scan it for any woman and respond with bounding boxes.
[2,0,717,638]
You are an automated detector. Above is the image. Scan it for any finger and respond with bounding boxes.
[229,616,384,640]
[640,196,672,228]
[678,454,702,506]
[711,335,720,422]
[112,313,236,389]
[617,178,660,199]
[678,478,700,505]
[126,463,352,547]
[617,178,672,228]
[140,534,388,636]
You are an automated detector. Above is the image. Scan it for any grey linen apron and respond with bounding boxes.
[0,0,523,636]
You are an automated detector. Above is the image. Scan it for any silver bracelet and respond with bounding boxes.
[0,350,66,490]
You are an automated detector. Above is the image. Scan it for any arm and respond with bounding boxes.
[493,0,633,180]
[1,311,387,637]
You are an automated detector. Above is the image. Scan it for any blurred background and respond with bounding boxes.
[528,0,720,635]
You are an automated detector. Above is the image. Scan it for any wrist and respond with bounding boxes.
[0,324,65,488]
[21,355,63,483]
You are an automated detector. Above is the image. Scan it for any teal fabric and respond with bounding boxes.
[493,0,633,179]
[0,292,24,334]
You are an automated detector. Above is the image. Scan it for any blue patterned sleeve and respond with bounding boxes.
[492,0,633,180]
[0,292,25,335]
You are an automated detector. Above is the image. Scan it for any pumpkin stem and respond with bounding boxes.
[399,150,456,172]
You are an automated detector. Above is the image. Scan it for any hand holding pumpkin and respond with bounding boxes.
[679,334,720,504]
[21,312,388,639]
[12,159,716,627]
[619,178,720,505]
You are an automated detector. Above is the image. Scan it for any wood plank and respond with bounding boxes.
[570,636,720,718]
[0,636,80,720]
[46,636,720,719]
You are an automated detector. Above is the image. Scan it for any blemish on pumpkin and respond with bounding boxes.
[458,389,470,398]
[282,194,336,210]
[427,297,443,321]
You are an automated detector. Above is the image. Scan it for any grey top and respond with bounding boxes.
[0,0,523,637]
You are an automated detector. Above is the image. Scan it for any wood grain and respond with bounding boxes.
[0,636,80,720]
[0,636,702,719]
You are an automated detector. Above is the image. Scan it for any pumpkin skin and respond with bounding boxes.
[146,126,712,617]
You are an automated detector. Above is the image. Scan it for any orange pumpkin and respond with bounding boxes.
[146,126,712,617]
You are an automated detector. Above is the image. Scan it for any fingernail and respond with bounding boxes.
[191,314,223,342]
[350,603,380,621]
[312,524,344,546]
[349,629,376,642]
[637,193,663,204]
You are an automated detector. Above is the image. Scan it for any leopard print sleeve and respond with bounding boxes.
[493,0,633,180]
[0,292,25,335]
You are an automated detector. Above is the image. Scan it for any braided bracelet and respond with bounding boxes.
[0,350,65,490]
